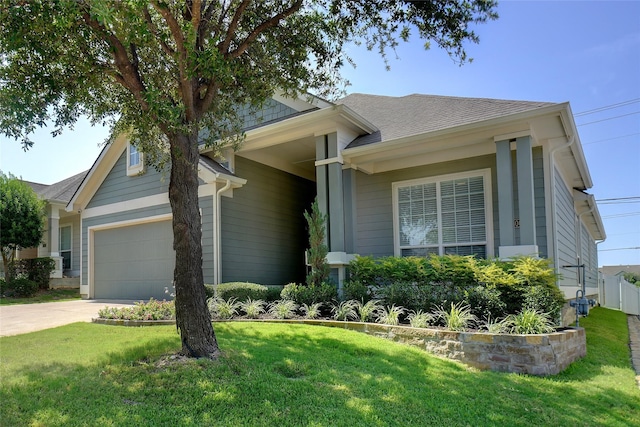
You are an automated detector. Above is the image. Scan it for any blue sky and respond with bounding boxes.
[1,1,639,267]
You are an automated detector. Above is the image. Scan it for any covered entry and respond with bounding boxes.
[91,218,175,300]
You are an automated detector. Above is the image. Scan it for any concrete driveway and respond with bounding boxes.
[0,299,136,337]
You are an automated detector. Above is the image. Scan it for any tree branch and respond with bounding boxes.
[217,0,251,54]
[226,0,303,59]
[143,6,176,56]
[151,1,196,122]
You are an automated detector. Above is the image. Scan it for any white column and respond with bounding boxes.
[49,205,63,278]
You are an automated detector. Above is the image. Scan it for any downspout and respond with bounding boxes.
[215,179,232,284]
[549,135,575,285]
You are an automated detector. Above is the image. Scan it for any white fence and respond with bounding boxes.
[599,273,640,316]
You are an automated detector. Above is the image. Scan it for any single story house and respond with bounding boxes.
[21,92,606,300]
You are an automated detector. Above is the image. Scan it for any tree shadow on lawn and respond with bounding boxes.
[0,322,638,426]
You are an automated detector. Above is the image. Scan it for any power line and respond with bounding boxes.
[596,196,640,201]
[574,98,640,117]
[576,111,640,126]
[599,247,640,252]
[583,132,640,146]
[601,211,640,219]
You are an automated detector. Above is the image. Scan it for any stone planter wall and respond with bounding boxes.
[262,319,586,376]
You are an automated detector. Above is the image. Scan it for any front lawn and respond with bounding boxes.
[0,307,637,426]
[0,288,80,305]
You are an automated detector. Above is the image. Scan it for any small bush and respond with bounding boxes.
[523,285,565,324]
[241,298,265,319]
[2,277,38,297]
[343,280,370,302]
[281,282,337,306]
[8,258,55,289]
[433,302,476,331]
[464,285,506,320]
[216,282,268,301]
[204,284,215,300]
[268,300,298,319]
[265,285,283,302]
[481,315,511,334]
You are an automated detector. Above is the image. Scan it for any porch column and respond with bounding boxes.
[516,136,537,246]
[315,134,329,245]
[495,139,515,247]
[48,205,63,278]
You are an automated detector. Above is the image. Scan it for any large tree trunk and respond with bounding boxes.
[168,131,219,358]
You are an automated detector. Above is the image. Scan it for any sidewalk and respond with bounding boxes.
[628,315,640,389]
[0,299,135,337]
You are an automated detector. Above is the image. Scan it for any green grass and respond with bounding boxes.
[0,288,81,305]
[0,307,637,426]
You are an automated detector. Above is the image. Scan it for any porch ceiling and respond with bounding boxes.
[237,136,317,181]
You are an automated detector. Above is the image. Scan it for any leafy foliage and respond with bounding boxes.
[0,277,38,298]
[281,282,337,306]
[300,302,323,320]
[407,310,433,328]
[215,282,268,301]
[354,299,382,322]
[8,257,55,290]
[0,173,46,279]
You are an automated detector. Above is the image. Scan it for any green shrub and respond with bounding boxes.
[204,284,215,300]
[216,282,268,301]
[0,277,6,295]
[3,277,38,297]
[9,258,55,289]
[354,299,382,322]
[280,282,337,306]
[523,285,565,324]
[464,285,506,320]
[265,285,283,302]
[343,280,370,302]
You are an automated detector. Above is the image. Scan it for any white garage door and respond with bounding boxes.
[93,220,175,300]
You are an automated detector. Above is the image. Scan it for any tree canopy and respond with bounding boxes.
[0,173,46,279]
[0,0,498,358]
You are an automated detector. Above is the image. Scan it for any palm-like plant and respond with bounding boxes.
[268,300,298,319]
[407,309,433,328]
[208,297,241,320]
[433,302,476,331]
[355,299,382,322]
[377,305,406,326]
[301,302,323,319]
[508,308,556,334]
[331,300,357,321]
[241,298,265,319]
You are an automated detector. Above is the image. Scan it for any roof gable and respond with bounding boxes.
[337,93,557,148]
[24,170,88,204]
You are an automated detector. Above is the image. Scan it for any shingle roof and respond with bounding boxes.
[336,93,558,148]
[24,170,88,203]
[199,155,236,176]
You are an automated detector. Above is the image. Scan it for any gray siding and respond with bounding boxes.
[354,155,499,257]
[581,223,598,289]
[239,98,298,130]
[200,196,215,284]
[221,157,315,285]
[87,150,169,209]
[555,168,578,287]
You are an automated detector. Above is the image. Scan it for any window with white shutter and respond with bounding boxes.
[393,169,492,258]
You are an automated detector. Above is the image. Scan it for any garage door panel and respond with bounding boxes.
[93,220,175,300]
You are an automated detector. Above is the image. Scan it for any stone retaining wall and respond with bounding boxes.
[267,319,586,376]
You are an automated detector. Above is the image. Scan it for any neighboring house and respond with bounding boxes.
[17,172,87,283]
[55,92,604,300]
[600,265,640,277]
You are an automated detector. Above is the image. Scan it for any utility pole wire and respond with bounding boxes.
[574,98,640,116]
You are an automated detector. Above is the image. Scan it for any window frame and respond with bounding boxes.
[59,224,72,270]
[126,143,145,176]
[392,169,494,258]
